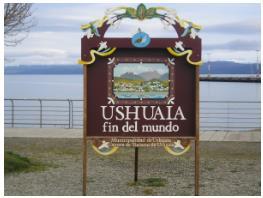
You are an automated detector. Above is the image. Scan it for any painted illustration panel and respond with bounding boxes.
[113,63,169,100]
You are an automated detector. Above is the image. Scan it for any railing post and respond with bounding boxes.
[39,99,42,128]
[71,100,74,128]
[226,102,229,132]
[11,99,14,128]
[68,99,71,128]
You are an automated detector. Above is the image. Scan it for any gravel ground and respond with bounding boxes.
[4,138,261,196]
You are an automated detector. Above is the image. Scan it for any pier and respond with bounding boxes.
[200,76,261,83]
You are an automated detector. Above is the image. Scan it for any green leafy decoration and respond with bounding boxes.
[136,3,147,20]
[125,7,137,19]
[145,8,158,18]
[117,4,162,21]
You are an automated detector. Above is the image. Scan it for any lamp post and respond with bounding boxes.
[256,50,260,78]
[207,53,211,78]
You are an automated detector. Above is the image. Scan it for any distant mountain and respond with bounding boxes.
[4,65,83,75]
[120,72,143,80]
[4,61,261,75]
[139,71,161,81]
[201,61,261,74]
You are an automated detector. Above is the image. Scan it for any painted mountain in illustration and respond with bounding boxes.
[119,71,169,81]
[138,71,161,81]
[120,72,143,80]
[160,73,169,80]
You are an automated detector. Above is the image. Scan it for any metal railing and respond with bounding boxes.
[4,98,261,131]
[200,100,260,131]
[4,99,83,128]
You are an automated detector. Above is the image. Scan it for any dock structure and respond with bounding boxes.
[200,76,261,83]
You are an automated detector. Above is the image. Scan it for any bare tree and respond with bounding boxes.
[4,3,35,46]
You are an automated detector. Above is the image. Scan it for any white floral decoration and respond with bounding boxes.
[85,29,94,39]
[190,28,198,39]
[98,41,108,52]
[175,41,184,51]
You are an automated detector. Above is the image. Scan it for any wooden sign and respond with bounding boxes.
[79,4,201,196]
[87,54,197,138]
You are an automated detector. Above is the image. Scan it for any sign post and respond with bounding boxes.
[134,147,139,182]
[79,4,202,196]
[195,67,200,196]
[82,65,88,196]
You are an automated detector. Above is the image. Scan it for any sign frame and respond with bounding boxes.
[79,4,201,196]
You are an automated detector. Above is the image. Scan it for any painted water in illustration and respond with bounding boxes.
[113,63,169,99]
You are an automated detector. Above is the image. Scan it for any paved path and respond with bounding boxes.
[4,128,260,142]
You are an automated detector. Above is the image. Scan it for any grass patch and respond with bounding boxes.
[230,168,240,173]
[52,149,79,156]
[128,178,167,187]
[143,188,154,195]
[5,151,47,174]
[206,166,215,171]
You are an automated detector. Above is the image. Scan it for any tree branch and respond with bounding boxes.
[4,3,35,46]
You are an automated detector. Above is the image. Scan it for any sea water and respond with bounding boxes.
[4,75,261,130]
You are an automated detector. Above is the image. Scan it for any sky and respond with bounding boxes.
[4,3,261,66]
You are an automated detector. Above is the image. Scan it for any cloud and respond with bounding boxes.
[105,19,178,38]
[204,40,260,51]
[204,39,260,51]
[32,19,80,32]
[4,4,261,65]
[4,31,81,65]
[6,48,67,57]
[5,54,77,66]
[204,20,261,35]
[30,4,108,33]
[202,50,260,63]
[5,48,78,65]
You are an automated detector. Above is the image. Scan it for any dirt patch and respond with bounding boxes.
[4,138,261,196]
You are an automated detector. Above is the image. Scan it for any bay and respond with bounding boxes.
[4,75,261,130]
[4,74,261,101]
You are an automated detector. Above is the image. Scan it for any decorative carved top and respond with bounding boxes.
[79,4,202,66]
